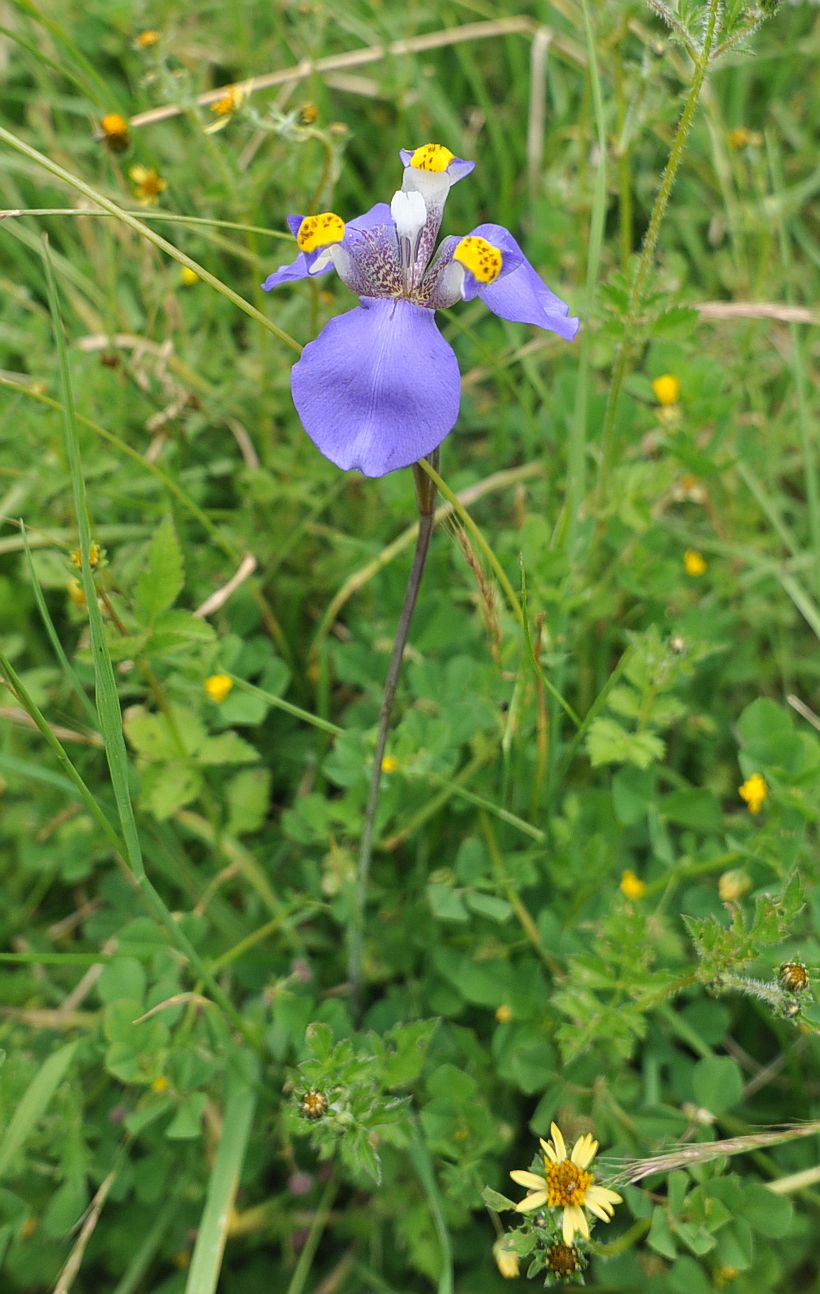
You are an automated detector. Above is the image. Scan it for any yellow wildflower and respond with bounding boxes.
[381,755,398,773]
[151,1075,170,1093]
[180,267,200,287]
[495,1003,512,1024]
[67,578,86,607]
[620,869,647,900]
[204,674,233,703]
[71,542,101,569]
[511,1121,622,1244]
[739,773,767,814]
[727,127,761,150]
[129,165,167,206]
[683,549,707,577]
[205,85,246,132]
[492,1239,519,1279]
[651,374,680,406]
[135,30,160,49]
[99,113,130,153]
[299,102,319,125]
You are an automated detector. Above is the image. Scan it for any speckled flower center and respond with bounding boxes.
[546,1243,581,1276]
[454,235,502,283]
[545,1159,592,1206]
[409,142,455,172]
[297,212,345,252]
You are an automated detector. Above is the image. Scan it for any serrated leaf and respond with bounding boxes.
[481,1186,516,1212]
[587,717,666,769]
[135,519,184,624]
[125,705,206,761]
[149,610,216,651]
[142,763,202,820]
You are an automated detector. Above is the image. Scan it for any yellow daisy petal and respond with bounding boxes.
[510,1170,547,1190]
[586,1197,615,1222]
[589,1184,623,1207]
[550,1122,567,1162]
[562,1204,589,1243]
[516,1191,549,1213]
[571,1133,598,1169]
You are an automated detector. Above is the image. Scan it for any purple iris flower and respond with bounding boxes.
[263,143,580,478]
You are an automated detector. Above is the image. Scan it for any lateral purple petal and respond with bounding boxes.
[291,297,460,477]
[470,223,580,340]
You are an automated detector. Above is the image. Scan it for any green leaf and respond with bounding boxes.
[185,1060,259,1294]
[0,1042,77,1179]
[97,956,147,1005]
[692,1056,743,1114]
[124,706,204,762]
[165,1092,207,1140]
[142,763,202,820]
[737,698,799,768]
[481,1185,516,1212]
[135,518,184,624]
[226,768,271,836]
[648,1206,677,1259]
[197,732,259,766]
[660,789,722,832]
[587,717,666,769]
[742,1184,793,1238]
[465,892,513,923]
[427,884,469,923]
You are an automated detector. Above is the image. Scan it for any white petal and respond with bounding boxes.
[390,188,426,241]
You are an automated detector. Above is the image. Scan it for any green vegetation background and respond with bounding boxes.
[0,1,817,1292]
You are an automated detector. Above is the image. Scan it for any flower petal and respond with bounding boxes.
[562,1205,589,1244]
[571,1134,598,1169]
[510,1170,548,1190]
[588,1184,623,1207]
[549,1122,567,1163]
[515,1191,548,1213]
[467,223,580,340]
[262,204,396,292]
[290,297,460,477]
[586,1197,616,1223]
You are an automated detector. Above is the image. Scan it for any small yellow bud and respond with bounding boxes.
[739,773,767,814]
[99,113,130,153]
[299,102,319,125]
[204,674,233,703]
[71,542,101,569]
[683,549,707,577]
[727,128,750,150]
[381,755,398,774]
[180,267,199,286]
[495,1003,512,1024]
[620,869,647,900]
[493,1239,520,1279]
[651,374,681,406]
[135,29,160,49]
[151,1075,170,1093]
[718,869,751,902]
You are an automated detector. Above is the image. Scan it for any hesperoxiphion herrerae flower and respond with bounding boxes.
[263,143,579,478]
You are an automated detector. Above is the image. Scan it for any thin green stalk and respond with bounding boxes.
[595,0,722,511]
[284,1167,339,1294]
[0,124,301,354]
[348,454,438,1020]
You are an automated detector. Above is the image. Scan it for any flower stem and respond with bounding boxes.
[594,0,721,513]
[348,451,439,1020]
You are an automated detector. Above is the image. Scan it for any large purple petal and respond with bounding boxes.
[468,223,580,340]
[291,297,460,477]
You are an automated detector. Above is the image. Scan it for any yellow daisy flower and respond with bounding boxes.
[510,1122,622,1244]
[129,164,167,206]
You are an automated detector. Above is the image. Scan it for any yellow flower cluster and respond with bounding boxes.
[738,773,767,814]
[204,674,233,703]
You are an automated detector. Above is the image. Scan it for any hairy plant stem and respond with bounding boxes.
[348,451,439,1021]
[594,0,721,514]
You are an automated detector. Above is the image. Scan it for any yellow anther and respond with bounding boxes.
[454,235,503,284]
[409,143,455,173]
[296,212,345,253]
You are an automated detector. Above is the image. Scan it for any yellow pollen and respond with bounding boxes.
[410,143,455,173]
[454,236,503,284]
[296,212,345,253]
[545,1159,592,1208]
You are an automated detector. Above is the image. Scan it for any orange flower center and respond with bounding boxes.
[545,1159,592,1207]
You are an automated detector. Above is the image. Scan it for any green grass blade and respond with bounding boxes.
[184,1061,260,1294]
[0,1040,78,1180]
